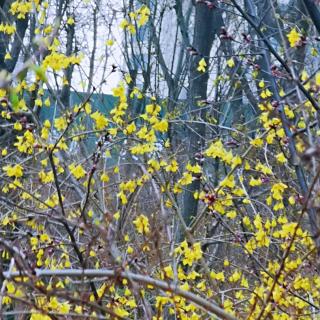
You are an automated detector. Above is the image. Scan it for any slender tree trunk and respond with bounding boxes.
[60,21,75,109]
[182,2,223,228]
[6,16,28,72]
[301,0,320,34]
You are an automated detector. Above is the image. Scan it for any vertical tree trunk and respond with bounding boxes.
[301,0,320,34]
[182,2,223,227]
[60,22,75,109]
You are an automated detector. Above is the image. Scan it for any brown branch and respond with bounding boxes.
[3,268,237,320]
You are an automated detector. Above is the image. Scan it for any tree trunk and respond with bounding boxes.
[182,2,223,228]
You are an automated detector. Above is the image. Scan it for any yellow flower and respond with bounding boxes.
[210,271,225,282]
[186,162,202,174]
[127,24,136,34]
[44,25,52,34]
[69,163,86,179]
[133,214,150,234]
[3,164,23,178]
[223,299,234,313]
[105,39,114,46]
[100,172,109,182]
[137,6,150,27]
[4,52,11,60]
[40,233,50,242]
[260,89,273,99]
[163,265,174,279]
[43,119,51,128]
[67,16,75,25]
[243,216,251,226]
[145,103,161,115]
[125,73,132,84]
[287,27,301,47]
[43,53,66,71]
[175,241,203,266]
[226,210,237,219]
[197,58,207,72]
[30,311,52,320]
[220,175,235,189]
[276,152,287,163]
[0,24,16,35]
[312,47,318,56]
[124,122,136,135]
[178,172,193,185]
[165,159,178,172]
[249,177,262,187]
[301,70,309,82]
[204,139,233,165]
[152,119,168,132]
[84,103,91,114]
[44,97,50,107]
[41,128,49,140]
[148,159,160,172]
[289,195,295,205]
[255,229,270,247]
[10,0,32,18]
[14,130,35,154]
[118,191,128,205]
[114,307,129,318]
[229,270,241,282]
[90,111,108,130]
[120,19,129,29]
[284,105,294,119]
[54,116,67,131]
[250,137,263,147]
[226,57,235,68]
[271,182,287,200]
[316,72,320,86]
[13,122,22,131]
[38,170,54,183]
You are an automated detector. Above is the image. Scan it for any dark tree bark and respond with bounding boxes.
[0,0,29,73]
[182,2,223,227]
[6,16,29,72]
[60,20,75,109]
[301,0,320,34]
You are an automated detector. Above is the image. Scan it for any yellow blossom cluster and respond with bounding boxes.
[42,53,82,71]
[120,5,150,34]
[0,24,16,35]
[175,240,203,266]
[10,0,34,18]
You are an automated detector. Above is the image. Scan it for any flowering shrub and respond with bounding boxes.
[1,1,320,319]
